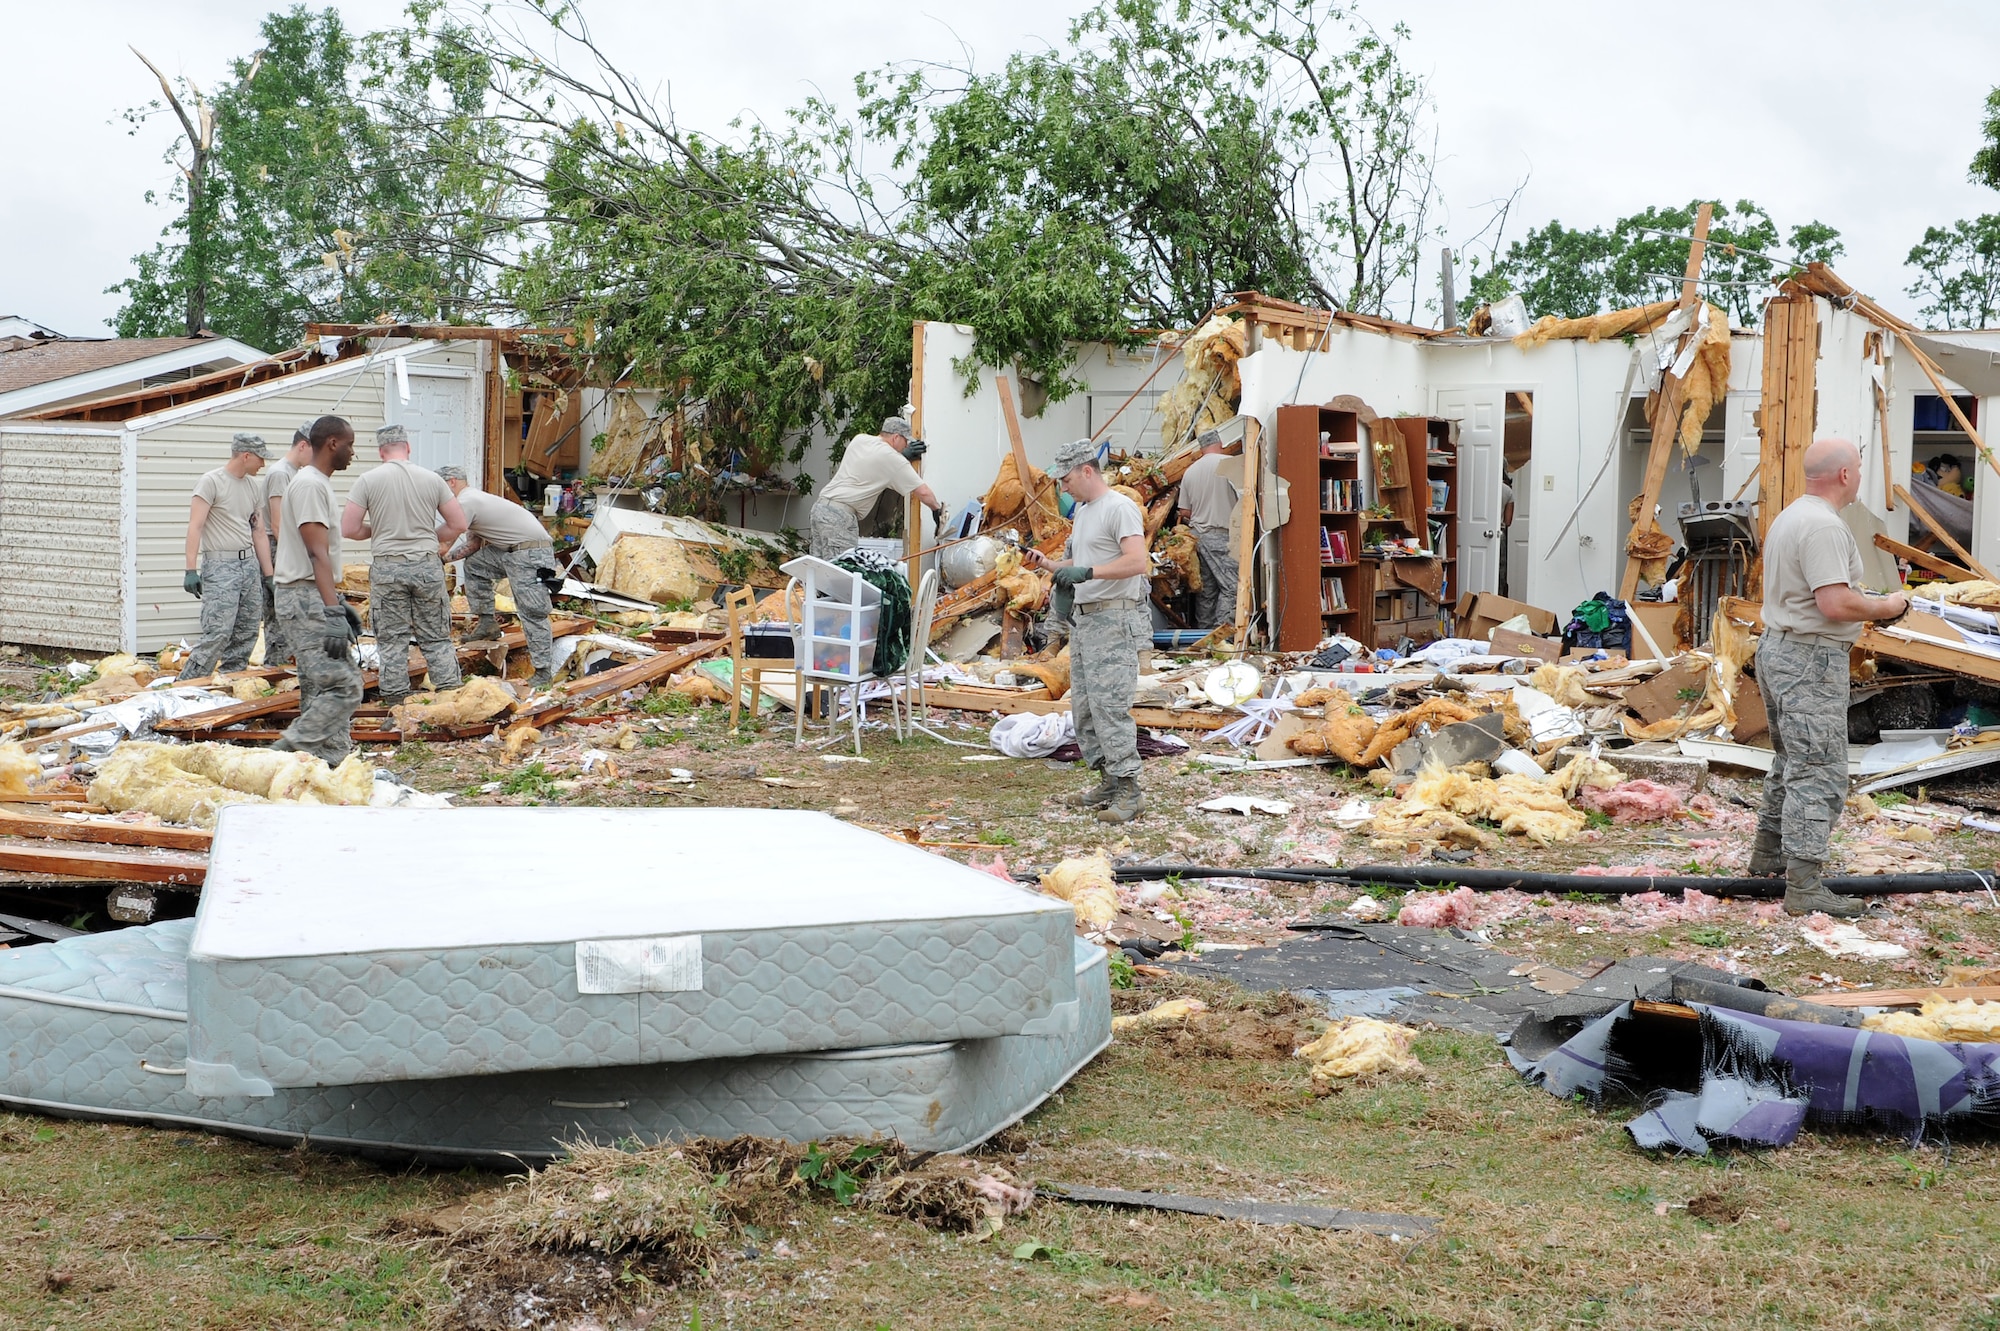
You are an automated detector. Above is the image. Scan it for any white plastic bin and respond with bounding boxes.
[780,555,882,682]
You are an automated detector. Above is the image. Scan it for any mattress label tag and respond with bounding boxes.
[576,936,705,994]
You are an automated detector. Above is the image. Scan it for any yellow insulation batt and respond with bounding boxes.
[1012,647,1072,701]
[1528,663,1595,709]
[1158,316,1246,450]
[1154,524,1202,594]
[390,677,518,733]
[89,742,375,830]
[1288,701,1378,765]
[1356,697,1480,768]
[1512,299,1676,351]
[1039,853,1119,930]
[1863,998,2000,1043]
[0,741,38,797]
[1373,757,1586,846]
[1112,997,1208,1035]
[1295,1017,1423,1080]
[598,534,701,605]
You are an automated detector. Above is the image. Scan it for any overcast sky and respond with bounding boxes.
[8,1,1999,340]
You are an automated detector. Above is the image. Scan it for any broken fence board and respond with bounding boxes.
[0,806,211,852]
[1041,1183,1438,1235]
[1808,985,2000,1009]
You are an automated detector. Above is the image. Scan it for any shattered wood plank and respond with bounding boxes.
[0,806,210,852]
[1859,624,2000,686]
[1874,533,1977,582]
[1620,202,1712,601]
[1808,985,2000,1009]
[0,842,206,885]
[1041,1183,1437,1235]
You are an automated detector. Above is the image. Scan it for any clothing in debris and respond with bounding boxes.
[1193,529,1239,629]
[177,553,264,679]
[274,468,342,587]
[833,548,912,677]
[191,467,263,557]
[809,500,861,562]
[1069,597,1147,779]
[464,544,557,670]
[1066,488,1148,605]
[1762,494,1866,648]
[371,556,462,703]
[273,582,362,764]
[1754,623,1851,869]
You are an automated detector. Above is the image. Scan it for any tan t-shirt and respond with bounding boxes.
[262,457,299,538]
[348,460,453,559]
[275,467,342,588]
[192,467,262,557]
[1178,451,1241,536]
[1067,488,1147,605]
[459,489,552,549]
[818,435,922,520]
[1762,494,1866,646]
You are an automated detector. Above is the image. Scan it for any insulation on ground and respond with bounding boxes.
[390,677,518,733]
[0,742,38,797]
[1294,1017,1423,1081]
[598,534,702,605]
[1861,998,2000,1043]
[1373,756,1587,846]
[89,742,375,829]
[1578,778,1686,823]
[1039,853,1119,930]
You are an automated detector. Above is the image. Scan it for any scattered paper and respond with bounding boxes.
[1800,919,1908,960]
[1198,795,1293,817]
[1330,797,1374,830]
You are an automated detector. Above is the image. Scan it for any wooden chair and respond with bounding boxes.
[726,586,779,732]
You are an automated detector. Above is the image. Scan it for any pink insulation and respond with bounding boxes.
[1578,779,1686,824]
[1397,886,1484,929]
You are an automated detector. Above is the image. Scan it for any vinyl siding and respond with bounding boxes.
[0,427,126,652]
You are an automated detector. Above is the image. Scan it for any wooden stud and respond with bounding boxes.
[1874,532,1977,582]
[1620,204,1713,601]
[0,842,206,885]
[1894,482,1996,580]
[1233,418,1262,636]
[0,806,211,851]
[1877,380,1895,512]
[995,374,1051,542]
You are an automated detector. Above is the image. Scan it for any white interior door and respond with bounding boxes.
[1437,388,1504,595]
[386,369,474,474]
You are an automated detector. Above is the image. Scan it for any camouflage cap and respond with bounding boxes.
[880,415,912,439]
[1049,438,1101,478]
[1198,428,1224,448]
[293,422,313,444]
[230,433,270,458]
[376,423,409,447]
[435,465,468,482]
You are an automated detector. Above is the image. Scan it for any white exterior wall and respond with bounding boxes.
[0,425,127,652]
[131,341,483,653]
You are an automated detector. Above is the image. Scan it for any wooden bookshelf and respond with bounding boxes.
[1356,417,1460,650]
[1275,403,1367,650]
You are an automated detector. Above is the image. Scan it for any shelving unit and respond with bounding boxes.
[1358,417,1459,651]
[1275,403,1367,651]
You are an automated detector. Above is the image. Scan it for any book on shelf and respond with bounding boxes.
[1320,576,1348,613]
[1428,479,1449,512]
[1327,529,1350,563]
[1428,520,1447,560]
[1319,477,1357,512]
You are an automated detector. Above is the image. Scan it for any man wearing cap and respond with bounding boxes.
[177,434,275,680]
[438,467,560,690]
[341,425,468,708]
[809,415,944,560]
[256,423,314,666]
[1176,429,1240,628]
[272,416,363,763]
[1026,439,1151,823]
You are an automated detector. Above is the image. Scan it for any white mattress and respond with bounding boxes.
[187,807,1077,1096]
[0,921,1110,1163]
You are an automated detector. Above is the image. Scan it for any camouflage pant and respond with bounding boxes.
[809,500,860,562]
[1753,632,1851,864]
[177,553,263,679]
[465,543,557,670]
[370,556,461,702]
[1071,597,1147,779]
[274,582,361,765]
[1193,527,1239,629]
[260,537,290,667]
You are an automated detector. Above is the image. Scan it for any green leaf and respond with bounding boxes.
[1012,1240,1053,1261]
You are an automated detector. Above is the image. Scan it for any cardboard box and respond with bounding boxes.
[1490,627,1561,663]
[1454,592,1559,642]
[1630,602,1681,662]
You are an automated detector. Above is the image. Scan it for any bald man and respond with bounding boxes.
[1754,438,1910,917]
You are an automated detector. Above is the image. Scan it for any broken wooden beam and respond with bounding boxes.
[0,842,206,885]
[1893,482,1995,580]
[1874,533,1977,582]
[0,806,211,852]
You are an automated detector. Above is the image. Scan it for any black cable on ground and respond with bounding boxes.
[1106,862,2000,899]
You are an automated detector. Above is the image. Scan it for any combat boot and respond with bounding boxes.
[1068,762,1116,809]
[1746,829,1785,877]
[1096,774,1144,824]
[1783,857,1863,918]
[527,669,554,692]
[471,616,500,642]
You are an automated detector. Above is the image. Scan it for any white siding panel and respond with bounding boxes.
[131,342,485,651]
[0,428,125,652]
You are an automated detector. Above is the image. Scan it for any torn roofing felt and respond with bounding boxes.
[1515,1002,2000,1153]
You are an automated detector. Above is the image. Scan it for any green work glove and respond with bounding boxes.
[322,604,358,659]
[263,574,275,598]
[183,570,202,598]
[1052,580,1075,623]
[1052,565,1093,587]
